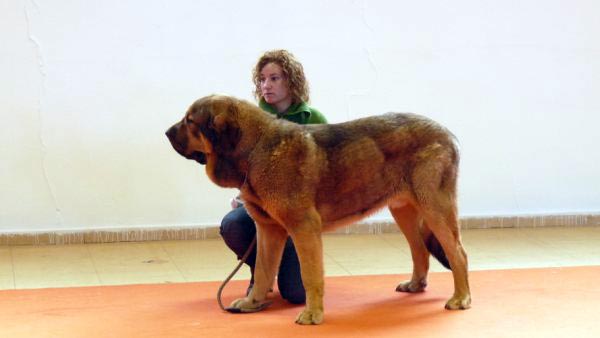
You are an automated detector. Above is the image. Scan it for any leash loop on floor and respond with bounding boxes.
[217,236,257,313]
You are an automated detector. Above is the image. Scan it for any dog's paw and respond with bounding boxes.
[227,297,272,313]
[395,279,427,293]
[295,308,324,325]
[445,294,471,310]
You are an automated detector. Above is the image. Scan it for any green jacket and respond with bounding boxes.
[259,99,327,125]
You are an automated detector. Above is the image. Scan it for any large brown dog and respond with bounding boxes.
[166,95,471,325]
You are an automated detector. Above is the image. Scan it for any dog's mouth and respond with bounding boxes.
[189,151,207,165]
[166,138,207,165]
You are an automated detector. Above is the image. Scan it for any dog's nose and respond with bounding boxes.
[166,125,177,140]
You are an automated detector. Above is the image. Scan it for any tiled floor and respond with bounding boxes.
[0,227,599,290]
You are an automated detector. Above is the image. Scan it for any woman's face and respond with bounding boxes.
[259,62,292,112]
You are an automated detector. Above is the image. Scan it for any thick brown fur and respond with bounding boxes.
[166,95,471,325]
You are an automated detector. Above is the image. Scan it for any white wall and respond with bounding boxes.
[1,0,599,233]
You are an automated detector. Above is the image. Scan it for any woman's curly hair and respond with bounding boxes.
[252,49,310,104]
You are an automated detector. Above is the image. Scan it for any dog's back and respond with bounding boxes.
[299,113,459,228]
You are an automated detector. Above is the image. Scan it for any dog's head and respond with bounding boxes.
[165,95,241,165]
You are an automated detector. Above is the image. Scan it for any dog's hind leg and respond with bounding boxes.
[389,202,430,293]
[419,196,471,310]
[408,144,470,309]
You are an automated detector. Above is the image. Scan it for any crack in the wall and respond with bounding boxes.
[363,47,378,84]
[356,0,374,34]
[345,1,379,120]
[345,48,379,119]
[357,0,377,87]
[24,0,64,226]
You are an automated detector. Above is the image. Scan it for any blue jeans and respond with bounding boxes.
[219,206,306,304]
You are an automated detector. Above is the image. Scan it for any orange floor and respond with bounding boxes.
[0,266,598,337]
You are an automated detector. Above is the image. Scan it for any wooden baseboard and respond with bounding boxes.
[1,213,598,245]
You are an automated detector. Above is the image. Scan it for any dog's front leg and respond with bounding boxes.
[229,221,287,312]
[288,209,325,325]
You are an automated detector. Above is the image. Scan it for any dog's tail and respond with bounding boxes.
[424,234,451,270]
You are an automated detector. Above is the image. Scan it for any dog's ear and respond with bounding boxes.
[212,113,227,132]
[200,99,240,153]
